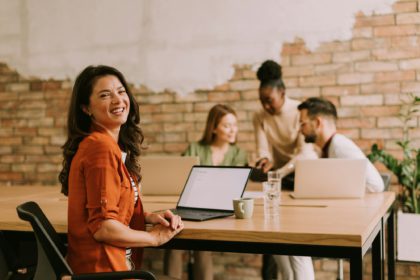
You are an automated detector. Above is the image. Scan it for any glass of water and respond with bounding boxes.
[262,181,280,218]
[268,170,282,185]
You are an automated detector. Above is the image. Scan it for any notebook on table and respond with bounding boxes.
[140,156,200,195]
[172,165,252,221]
[291,159,367,199]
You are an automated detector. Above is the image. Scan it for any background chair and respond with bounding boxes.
[16,201,156,280]
[380,173,391,191]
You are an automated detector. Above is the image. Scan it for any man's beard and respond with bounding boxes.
[304,133,317,143]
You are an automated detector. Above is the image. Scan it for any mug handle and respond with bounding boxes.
[239,201,245,214]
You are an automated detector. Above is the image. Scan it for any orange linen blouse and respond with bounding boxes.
[67,129,145,273]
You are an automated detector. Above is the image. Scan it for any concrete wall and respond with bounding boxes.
[1,0,394,95]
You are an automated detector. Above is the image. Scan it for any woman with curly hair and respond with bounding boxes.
[253,60,317,280]
[59,65,183,274]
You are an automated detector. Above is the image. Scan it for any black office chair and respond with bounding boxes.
[16,201,156,280]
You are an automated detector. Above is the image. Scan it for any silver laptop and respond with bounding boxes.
[291,159,367,199]
[140,156,200,195]
[173,165,252,221]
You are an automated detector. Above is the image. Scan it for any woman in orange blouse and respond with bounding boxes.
[59,65,184,273]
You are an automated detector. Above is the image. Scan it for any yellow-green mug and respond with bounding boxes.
[233,197,254,219]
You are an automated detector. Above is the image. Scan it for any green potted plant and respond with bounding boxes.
[368,94,420,261]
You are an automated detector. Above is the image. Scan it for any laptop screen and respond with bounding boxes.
[177,166,252,211]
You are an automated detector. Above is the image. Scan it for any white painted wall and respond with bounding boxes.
[0,0,394,95]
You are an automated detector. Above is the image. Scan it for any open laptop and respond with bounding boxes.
[172,165,252,221]
[140,156,200,195]
[291,159,367,199]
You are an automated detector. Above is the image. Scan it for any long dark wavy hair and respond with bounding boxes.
[199,104,237,145]
[59,65,144,196]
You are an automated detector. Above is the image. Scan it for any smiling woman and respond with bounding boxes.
[253,60,317,175]
[58,65,184,274]
[81,75,131,141]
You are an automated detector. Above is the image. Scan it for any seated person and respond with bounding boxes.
[60,65,183,274]
[164,104,247,280]
[297,97,384,192]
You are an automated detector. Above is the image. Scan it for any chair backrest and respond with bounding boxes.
[16,201,72,279]
[380,173,391,191]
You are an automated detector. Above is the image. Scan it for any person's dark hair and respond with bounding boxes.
[297,97,338,120]
[200,104,237,145]
[59,65,144,196]
[256,60,285,90]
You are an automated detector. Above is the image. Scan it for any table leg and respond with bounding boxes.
[372,229,383,280]
[262,254,277,280]
[349,254,363,280]
[387,207,396,280]
[381,217,386,277]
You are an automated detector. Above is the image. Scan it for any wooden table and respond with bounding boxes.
[0,184,396,280]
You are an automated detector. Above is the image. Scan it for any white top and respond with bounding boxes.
[327,134,384,193]
[253,97,318,169]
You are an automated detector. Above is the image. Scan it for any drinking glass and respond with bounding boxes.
[267,170,282,186]
[262,181,280,218]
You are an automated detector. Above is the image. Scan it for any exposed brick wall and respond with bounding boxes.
[0,65,72,184]
[1,0,420,278]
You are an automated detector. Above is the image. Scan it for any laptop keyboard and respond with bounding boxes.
[171,208,232,219]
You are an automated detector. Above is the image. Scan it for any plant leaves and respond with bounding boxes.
[369,94,420,213]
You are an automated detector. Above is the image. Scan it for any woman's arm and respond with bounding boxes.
[93,218,183,248]
[253,113,273,172]
[276,133,319,175]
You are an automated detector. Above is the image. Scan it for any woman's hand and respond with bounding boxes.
[256,158,273,173]
[145,210,183,230]
[146,210,184,246]
[149,221,184,246]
